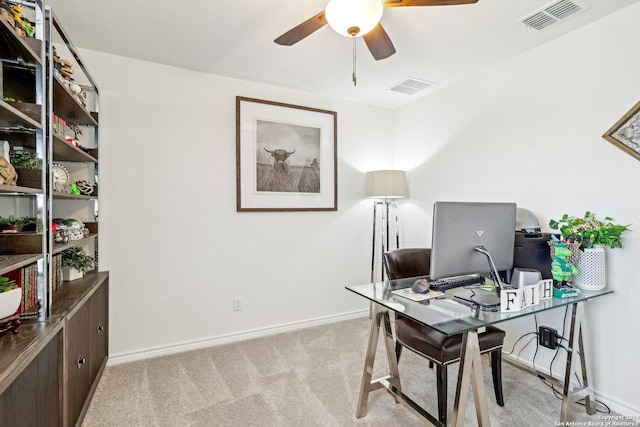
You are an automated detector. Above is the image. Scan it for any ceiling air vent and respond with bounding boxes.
[519,0,590,31]
[389,78,436,96]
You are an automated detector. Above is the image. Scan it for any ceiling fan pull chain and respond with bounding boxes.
[352,36,357,86]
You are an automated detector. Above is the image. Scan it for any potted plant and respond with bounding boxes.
[0,276,22,321]
[549,212,630,290]
[10,150,42,189]
[0,215,38,233]
[61,247,95,281]
[548,212,629,250]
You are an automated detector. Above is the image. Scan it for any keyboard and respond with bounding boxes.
[428,275,486,291]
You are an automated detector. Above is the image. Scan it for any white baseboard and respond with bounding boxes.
[503,353,640,417]
[107,309,369,366]
[589,391,640,419]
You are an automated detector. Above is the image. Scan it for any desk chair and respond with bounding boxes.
[383,248,505,424]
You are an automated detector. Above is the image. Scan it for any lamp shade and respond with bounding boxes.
[325,0,383,37]
[365,170,407,199]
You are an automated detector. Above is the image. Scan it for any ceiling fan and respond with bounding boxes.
[275,0,479,61]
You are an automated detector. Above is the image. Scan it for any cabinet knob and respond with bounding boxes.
[97,324,104,334]
[77,356,86,368]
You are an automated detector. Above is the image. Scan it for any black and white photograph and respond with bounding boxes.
[256,120,321,194]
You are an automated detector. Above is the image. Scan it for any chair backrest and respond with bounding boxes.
[383,248,432,280]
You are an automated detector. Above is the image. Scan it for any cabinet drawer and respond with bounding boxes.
[89,280,108,383]
[0,330,62,426]
[66,302,90,425]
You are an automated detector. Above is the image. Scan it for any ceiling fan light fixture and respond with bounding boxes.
[325,0,384,37]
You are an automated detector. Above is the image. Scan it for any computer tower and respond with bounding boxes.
[506,232,554,282]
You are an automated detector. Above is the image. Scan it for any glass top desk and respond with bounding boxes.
[346,277,613,427]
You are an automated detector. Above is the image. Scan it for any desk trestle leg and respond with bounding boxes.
[356,305,402,418]
[451,330,491,427]
[561,302,596,422]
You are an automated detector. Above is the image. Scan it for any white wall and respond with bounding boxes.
[394,3,640,415]
[79,50,394,358]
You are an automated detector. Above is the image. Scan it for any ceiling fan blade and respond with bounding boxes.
[383,0,478,7]
[274,11,328,46]
[363,23,396,60]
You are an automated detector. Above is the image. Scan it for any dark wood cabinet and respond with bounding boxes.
[0,272,108,427]
[0,327,62,426]
[66,302,90,425]
[89,281,108,383]
[64,277,109,426]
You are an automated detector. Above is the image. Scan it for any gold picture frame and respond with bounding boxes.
[602,100,640,161]
[236,97,337,211]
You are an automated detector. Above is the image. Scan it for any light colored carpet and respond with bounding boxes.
[82,317,625,426]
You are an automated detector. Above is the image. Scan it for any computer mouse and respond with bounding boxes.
[411,279,430,294]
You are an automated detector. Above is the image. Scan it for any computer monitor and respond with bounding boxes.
[430,202,517,293]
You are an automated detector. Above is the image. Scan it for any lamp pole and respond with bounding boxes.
[366,169,406,283]
[370,200,400,283]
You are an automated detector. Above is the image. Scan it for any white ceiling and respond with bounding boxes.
[46,0,639,109]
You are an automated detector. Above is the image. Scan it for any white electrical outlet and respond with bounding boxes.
[233,297,243,311]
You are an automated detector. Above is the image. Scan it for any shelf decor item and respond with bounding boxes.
[602,100,640,161]
[0,276,21,334]
[74,180,94,196]
[52,163,70,192]
[0,162,17,185]
[62,267,82,281]
[236,97,337,211]
[0,215,37,232]
[549,212,630,290]
[61,247,95,281]
[11,149,42,189]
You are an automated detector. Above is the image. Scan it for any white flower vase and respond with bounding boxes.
[63,267,83,281]
[574,246,606,291]
[0,287,22,319]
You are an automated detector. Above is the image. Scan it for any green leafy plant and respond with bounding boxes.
[0,276,17,293]
[61,247,95,274]
[0,215,38,231]
[549,212,630,250]
[10,150,41,170]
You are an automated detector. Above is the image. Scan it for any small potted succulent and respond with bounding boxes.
[61,247,95,281]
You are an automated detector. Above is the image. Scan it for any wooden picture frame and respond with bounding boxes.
[602,100,640,161]
[236,97,337,211]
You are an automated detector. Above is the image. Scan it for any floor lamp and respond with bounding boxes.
[366,170,407,283]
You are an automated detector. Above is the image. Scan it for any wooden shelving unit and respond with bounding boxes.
[52,78,98,127]
[0,3,108,426]
[0,99,42,129]
[53,134,98,163]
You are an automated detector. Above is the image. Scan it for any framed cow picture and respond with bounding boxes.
[236,97,337,211]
